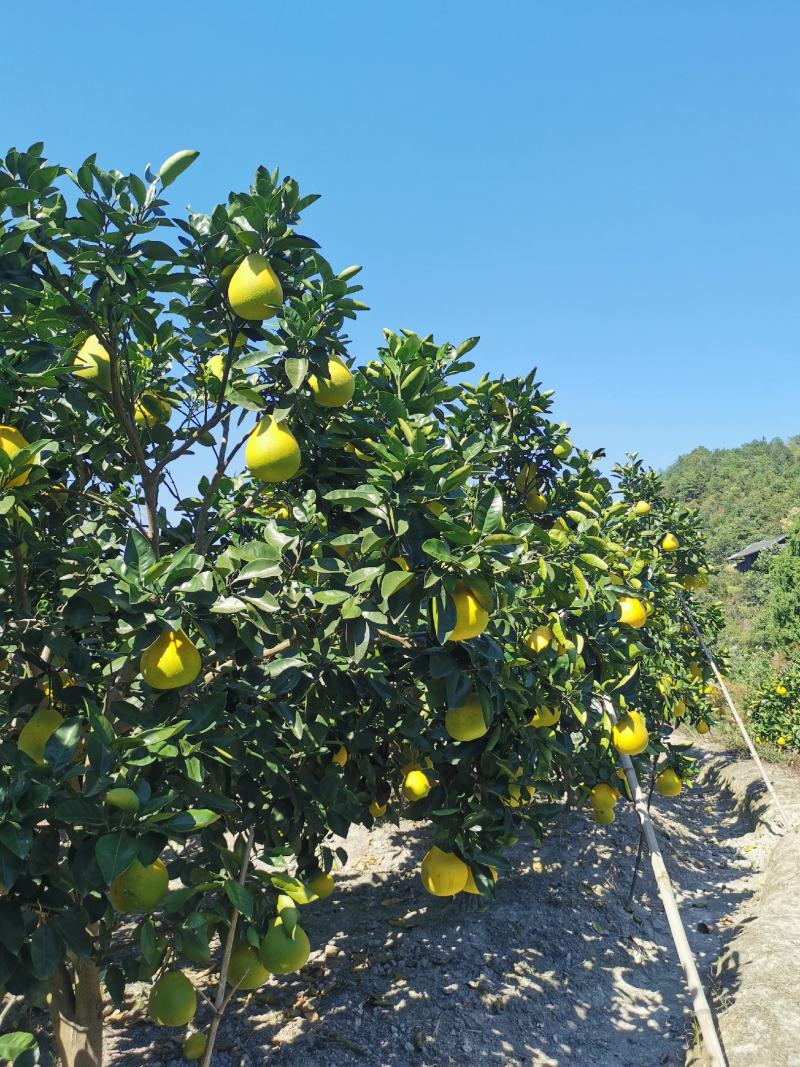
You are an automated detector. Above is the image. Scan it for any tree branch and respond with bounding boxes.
[194,413,232,554]
[35,257,161,554]
[200,825,257,1067]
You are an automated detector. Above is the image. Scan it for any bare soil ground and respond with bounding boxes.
[104,744,799,1067]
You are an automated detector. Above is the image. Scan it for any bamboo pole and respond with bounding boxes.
[624,758,658,912]
[679,596,791,831]
[601,697,728,1067]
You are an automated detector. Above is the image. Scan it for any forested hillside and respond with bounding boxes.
[664,437,800,737]
[663,436,800,564]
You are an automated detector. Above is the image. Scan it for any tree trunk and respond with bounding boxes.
[48,957,104,1067]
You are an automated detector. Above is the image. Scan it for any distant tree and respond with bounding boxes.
[760,516,800,653]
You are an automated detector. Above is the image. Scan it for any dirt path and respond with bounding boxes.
[106,747,797,1067]
[690,752,800,1067]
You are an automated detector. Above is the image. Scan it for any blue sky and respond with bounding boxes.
[3,2,799,475]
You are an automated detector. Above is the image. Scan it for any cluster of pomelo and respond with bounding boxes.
[0,153,724,1067]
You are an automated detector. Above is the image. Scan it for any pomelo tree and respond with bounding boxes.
[0,144,718,1066]
[747,671,800,752]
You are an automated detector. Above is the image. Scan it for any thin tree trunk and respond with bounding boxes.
[48,957,104,1067]
[200,826,257,1067]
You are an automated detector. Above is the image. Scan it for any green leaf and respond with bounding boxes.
[211,596,247,614]
[422,538,454,562]
[44,719,82,775]
[64,594,93,627]
[578,553,608,571]
[238,559,281,581]
[159,809,220,832]
[475,486,503,534]
[95,832,139,884]
[0,1033,38,1061]
[224,880,254,918]
[324,486,382,508]
[52,911,92,957]
[31,923,63,980]
[381,570,414,599]
[124,530,156,583]
[158,149,200,188]
[0,902,24,954]
[314,589,352,605]
[284,357,308,390]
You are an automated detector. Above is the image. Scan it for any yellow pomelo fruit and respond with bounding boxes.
[449,581,489,642]
[617,597,648,628]
[403,769,431,801]
[777,736,787,746]
[591,783,618,810]
[696,720,710,735]
[105,787,140,813]
[525,490,547,515]
[134,392,172,428]
[527,705,560,728]
[227,254,283,320]
[17,708,64,765]
[776,685,788,697]
[331,744,348,767]
[655,769,682,797]
[141,628,201,690]
[0,425,32,487]
[553,439,572,459]
[445,694,487,741]
[148,970,197,1027]
[524,625,553,654]
[420,846,468,897]
[109,857,169,913]
[74,335,111,390]
[259,916,310,974]
[633,500,651,516]
[206,354,225,379]
[593,807,615,826]
[227,942,270,990]
[463,865,497,895]
[611,711,649,756]
[369,800,387,818]
[308,872,335,899]
[245,416,301,482]
[183,1032,208,1061]
[515,463,538,493]
[661,532,679,552]
[308,355,355,408]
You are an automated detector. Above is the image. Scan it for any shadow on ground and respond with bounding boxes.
[108,753,761,1067]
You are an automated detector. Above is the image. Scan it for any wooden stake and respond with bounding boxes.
[601,697,728,1067]
[679,596,791,831]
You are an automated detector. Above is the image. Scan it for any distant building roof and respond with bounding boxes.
[726,534,787,571]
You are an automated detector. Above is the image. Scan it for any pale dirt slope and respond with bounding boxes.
[107,746,799,1067]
